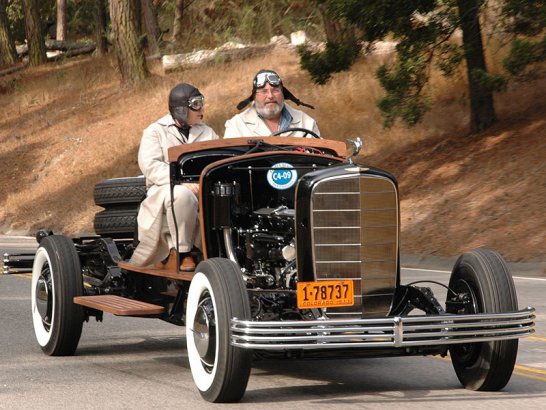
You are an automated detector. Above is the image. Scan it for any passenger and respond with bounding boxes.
[224,69,320,138]
[129,83,219,271]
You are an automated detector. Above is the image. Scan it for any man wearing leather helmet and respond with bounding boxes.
[224,69,320,138]
[129,83,218,271]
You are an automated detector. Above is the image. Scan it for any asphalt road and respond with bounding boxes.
[1,240,545,409]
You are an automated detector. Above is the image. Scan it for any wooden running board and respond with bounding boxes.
[117,261,194,281]
[74,295,165,316]
[117,249,195,281]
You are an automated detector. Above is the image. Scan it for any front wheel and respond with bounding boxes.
[31,235,84,356]
[186,258,252,402]
[446,248,519,391]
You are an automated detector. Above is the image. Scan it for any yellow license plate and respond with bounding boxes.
[297,280,354,309]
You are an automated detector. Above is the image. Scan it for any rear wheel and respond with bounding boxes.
[446,248,519,391]
[31,235,84,356]
[186,258,252,402]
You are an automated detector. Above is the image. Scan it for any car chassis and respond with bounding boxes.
[19,133,535,402]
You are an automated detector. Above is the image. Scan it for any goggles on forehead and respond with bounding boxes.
[187,95,204,110]
[253,72,282,89]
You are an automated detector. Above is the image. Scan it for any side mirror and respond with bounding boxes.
[345,137,363,164]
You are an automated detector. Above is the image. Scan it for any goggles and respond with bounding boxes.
[253,72,282,89]
[187,95,204,111]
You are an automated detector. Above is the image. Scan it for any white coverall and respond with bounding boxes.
[224,103,320,138]
[129,114,218,266]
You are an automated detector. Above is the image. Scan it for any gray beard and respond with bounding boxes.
[255,102,283,119]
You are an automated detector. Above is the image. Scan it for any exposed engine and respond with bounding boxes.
[210,181,315,321]
[236,206,307,321]
[242,206,297,288]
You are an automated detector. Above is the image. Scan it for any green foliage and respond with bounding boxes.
[6,0,61,42]
[503,38,546,76]
[7,0,26,41]
[435,43,464,76]
[502,1,546,77]
[6,0,101,43]
[502,0,546,36]
[471,68,508,92]
[68,0,99,38]
[162,0,324,52]
[300,0,546,131]
[376,55,431,127]
[301,0,461,128]
[298,38,360,84]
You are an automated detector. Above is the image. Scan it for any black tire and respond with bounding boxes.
[93,206,138,238]
[186,258,252,403]
[446,248,519,391]
[31,235,84,356]
[94,176,146,207]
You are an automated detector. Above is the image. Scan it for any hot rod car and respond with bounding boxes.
[28,132,535,402]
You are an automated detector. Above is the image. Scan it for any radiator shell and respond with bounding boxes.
[296,165,400,318]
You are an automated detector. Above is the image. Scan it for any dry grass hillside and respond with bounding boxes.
[0,48,544,262]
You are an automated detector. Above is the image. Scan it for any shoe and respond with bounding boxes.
[180,255,196,272]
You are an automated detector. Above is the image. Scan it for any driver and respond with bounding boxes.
[224,69,320,138]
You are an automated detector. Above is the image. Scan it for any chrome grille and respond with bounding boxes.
[311,174,398,317]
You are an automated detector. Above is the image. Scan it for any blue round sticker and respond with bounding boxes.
[267,162,298,190]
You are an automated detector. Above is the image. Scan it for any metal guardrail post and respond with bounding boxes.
[3,252,9,274]
[2,252,35,274]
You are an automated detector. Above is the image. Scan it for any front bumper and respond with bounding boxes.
[231,308,535,350]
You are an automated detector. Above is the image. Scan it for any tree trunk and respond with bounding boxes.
[0,0,18,65]
[172,0,188,42]
[457,0,496,132]
[318,4,344,44]
[141,0,160,57]
[109,0,148,85]
[94,0,108,55]
[56,0,67,41]
[21,0,47,66]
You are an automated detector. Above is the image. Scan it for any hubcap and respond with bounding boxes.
[192,296,216,367]
[450,278,481,364]
[35,267,52,327]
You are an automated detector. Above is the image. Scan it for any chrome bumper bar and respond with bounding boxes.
[231,308,535,350]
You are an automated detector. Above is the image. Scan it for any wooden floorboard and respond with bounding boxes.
[117,261,194,281]
[74,295,165,316]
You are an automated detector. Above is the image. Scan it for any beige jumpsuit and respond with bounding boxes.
[129,114,218,266]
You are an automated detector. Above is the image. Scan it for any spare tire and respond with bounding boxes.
[93,206,138,238]
[94,176,146,207]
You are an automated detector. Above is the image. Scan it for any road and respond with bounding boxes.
[0,242,545,409]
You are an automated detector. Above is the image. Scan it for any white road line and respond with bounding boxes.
[401,267,450,274]
[512,276,546,282]
[402,267,546,281]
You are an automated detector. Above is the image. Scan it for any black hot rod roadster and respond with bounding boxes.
[27,133,535,402]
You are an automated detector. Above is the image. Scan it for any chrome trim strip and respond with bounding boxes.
[313,226,361,229]
[314,192,360,195]
[315,243,361,247]
[230,308,535,350]
[313,209,361,212]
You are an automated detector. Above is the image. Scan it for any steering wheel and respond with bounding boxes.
[271,127,321,139]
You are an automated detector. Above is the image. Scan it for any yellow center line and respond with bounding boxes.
[526,336,546,342]
[513,371,546,382]
[515,365,546,376]
[432,356,546,381]
[13,273,33,278]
